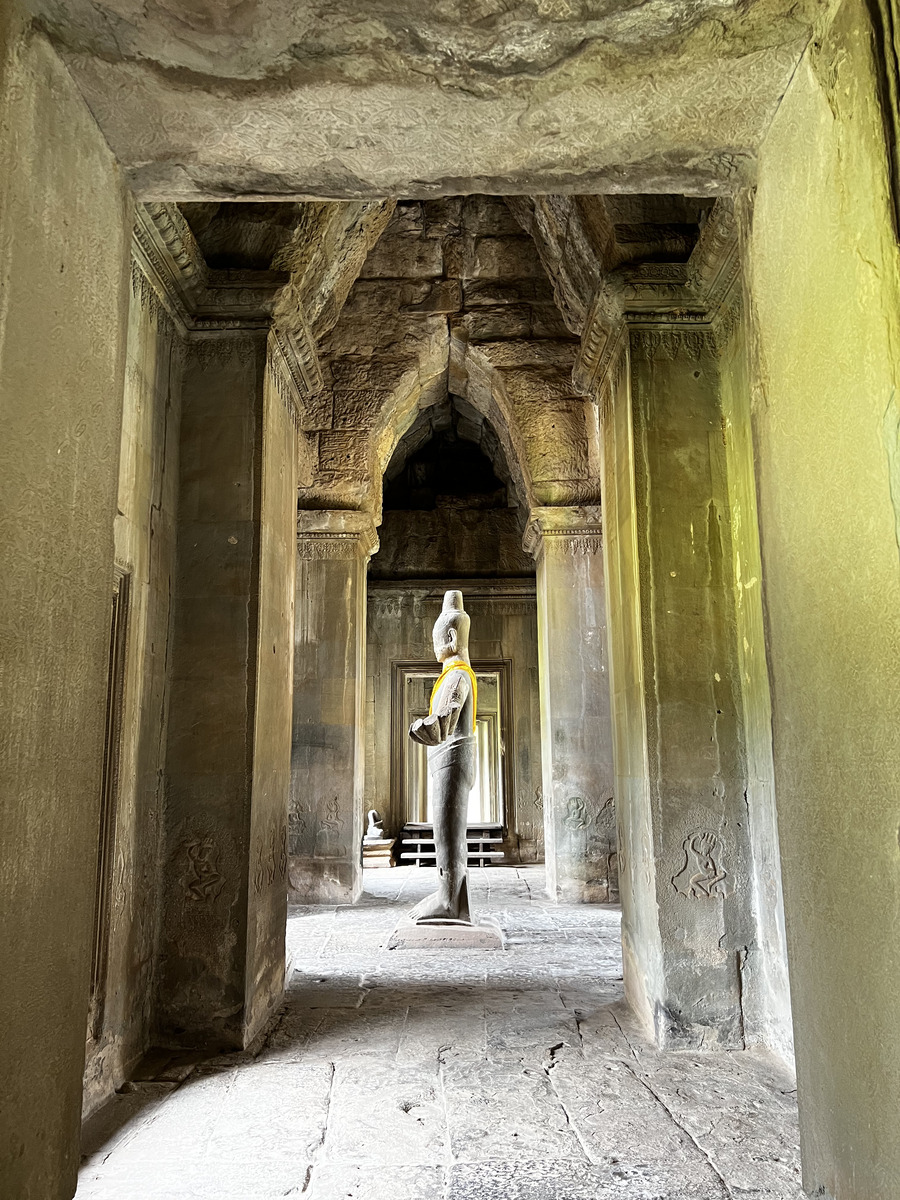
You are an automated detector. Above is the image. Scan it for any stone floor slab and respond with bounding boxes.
[78,866,802,1200]
[323,1061,447,1165]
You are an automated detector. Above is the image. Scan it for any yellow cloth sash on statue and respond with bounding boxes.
[429,661,478,732]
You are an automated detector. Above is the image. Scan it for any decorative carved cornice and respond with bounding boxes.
[685,198,740,315]
[619,198,740,331]
[142,202,206,303]
[574,199,743,390]
[595,336,629,429]
[272,316,323,401]
[133,204,324,406]
[130,257,180,340]
[267,337,302,431]
[297,509,379,560]
[573,280,625,397]
[133,203,289,334]
[523,505,603,558]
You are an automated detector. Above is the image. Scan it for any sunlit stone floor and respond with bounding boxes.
[78,866,803,1199]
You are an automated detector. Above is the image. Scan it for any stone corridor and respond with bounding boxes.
[77,868,802,1200]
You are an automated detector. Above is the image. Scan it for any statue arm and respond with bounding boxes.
[409,672,470,745]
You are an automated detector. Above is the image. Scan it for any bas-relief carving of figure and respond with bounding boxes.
[672,831,729,899]
[183,836,225,901]
[315,795,345,858]
[407,590,478,924]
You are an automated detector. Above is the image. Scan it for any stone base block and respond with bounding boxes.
[363,838,394,869]
[288,855,361,904]
[386,915,505,950]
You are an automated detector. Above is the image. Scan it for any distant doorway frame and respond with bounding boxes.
[390,658,514,831]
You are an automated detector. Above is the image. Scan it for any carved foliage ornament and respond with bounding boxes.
[527,528,603,556]
[296,530,378,560]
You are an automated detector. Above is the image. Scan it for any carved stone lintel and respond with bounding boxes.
[188,333,266,368]
[297,509,379,560]
[523,505,603,558]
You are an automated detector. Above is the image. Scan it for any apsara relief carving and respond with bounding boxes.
[182,836,226,901]
[315,796,346,858]
[672,831,730,899]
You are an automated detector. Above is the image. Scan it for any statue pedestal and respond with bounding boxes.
[386,916,505,951]
[362,838,394,868]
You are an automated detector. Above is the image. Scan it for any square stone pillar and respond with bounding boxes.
[160,335,296,1048]
[524,506,617,903]
[290,510,378,903]
[602,325,771,1051]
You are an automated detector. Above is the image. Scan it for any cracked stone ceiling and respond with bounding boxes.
[26,0,826,199]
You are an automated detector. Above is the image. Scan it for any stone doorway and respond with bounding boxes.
[396,661,510,828]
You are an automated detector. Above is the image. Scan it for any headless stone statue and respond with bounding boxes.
[407,590,478,924]
[387,590,502,948]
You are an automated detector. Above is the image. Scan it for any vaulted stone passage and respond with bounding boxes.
[367,394,545,867]
[3,3,900,1199]
[287,195,619,906]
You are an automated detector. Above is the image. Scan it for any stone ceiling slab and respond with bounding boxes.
[27,0,823,199]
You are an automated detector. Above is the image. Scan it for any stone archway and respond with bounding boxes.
[288,196,618,905]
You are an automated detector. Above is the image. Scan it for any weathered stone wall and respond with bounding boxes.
[746,3,900,1195]
[365,583,544,863]
[0,11,132,1198]
[82,262,184,1116]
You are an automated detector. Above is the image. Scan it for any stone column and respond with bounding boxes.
[160,334,297,1048]
[290,510,378,903]
[606,325,766,1050]
[524,506,617,903]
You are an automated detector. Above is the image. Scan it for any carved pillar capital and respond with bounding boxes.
[296,509,379,561]
[523,505,603,559]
